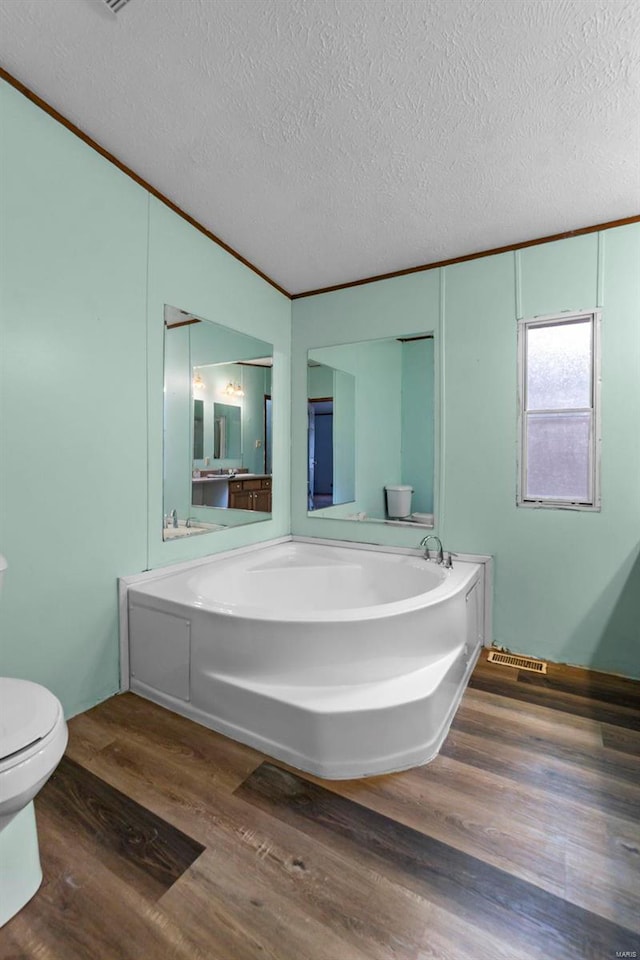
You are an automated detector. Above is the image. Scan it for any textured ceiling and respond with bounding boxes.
[0,0,638,294]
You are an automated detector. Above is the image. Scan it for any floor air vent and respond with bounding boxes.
[102,0,134,13]
[487,651,547,674]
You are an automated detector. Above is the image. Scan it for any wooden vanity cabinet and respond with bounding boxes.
[229,476,272,512]
[252,487,271,512]
[228,485,253,510]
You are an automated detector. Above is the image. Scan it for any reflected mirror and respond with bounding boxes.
[164,305,274,541]
[307,334,435,527]
[213,402,241,459]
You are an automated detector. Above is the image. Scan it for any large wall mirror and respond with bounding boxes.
[307,333,435,528]
[164,305,274,541]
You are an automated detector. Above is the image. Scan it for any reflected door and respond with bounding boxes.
[307,402,315,510]
[309,399,334,508]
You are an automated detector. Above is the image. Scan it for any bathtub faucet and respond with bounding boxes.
[420,535,444,564]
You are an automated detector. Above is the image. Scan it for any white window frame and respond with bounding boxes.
[517,310,602,511]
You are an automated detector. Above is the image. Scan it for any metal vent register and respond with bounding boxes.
[487,651,548,674]
[102,0,133,13]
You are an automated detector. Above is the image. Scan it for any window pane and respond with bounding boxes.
[526,412,591,501]
[526,320,592,410]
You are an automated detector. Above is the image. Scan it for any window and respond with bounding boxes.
[518,311,601,510]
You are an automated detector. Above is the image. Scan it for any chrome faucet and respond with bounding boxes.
[420,535,444,564]
[170,508,178,529]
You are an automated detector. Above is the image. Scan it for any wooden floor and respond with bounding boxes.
[3,651,639,960]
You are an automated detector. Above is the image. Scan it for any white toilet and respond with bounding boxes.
[0,555,68,926]
[385,484,413,519]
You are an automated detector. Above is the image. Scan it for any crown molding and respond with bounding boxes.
[2,65,638,304]
[291,214,640,299]
[0,65,290,299]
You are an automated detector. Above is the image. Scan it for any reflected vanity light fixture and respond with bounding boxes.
[193,372,206,391]
[223,382,245,398]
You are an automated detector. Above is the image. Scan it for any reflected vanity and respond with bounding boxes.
[163,305,274,541]
[307,333,436,528]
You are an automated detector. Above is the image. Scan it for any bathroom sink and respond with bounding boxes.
[164,526,207,539]
[164,523,225,540]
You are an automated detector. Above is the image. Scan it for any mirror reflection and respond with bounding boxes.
[163,305,274,541]
[307,334,435,527]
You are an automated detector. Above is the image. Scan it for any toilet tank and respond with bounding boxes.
[385,485,413,519]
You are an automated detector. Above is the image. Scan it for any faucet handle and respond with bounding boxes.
[444,551,457,569]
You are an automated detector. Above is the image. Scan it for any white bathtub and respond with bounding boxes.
[126,540,487,778]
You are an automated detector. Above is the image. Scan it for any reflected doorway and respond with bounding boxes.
[264,395,272,474]
[308,398,333,509]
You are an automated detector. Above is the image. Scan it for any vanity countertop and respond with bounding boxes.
[193,473,271,482]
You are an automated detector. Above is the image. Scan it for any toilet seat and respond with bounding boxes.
[0,679,61,769]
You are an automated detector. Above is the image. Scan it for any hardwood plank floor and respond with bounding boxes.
[469,656,640,730]
[235,762,635,960]
[2,650,639,960]
[43,756,205,897]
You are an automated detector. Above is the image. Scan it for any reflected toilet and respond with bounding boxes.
[385,484,413,520]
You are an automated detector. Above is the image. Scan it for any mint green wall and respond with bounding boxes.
[401,338,434,514]
[292,228,640,678]
[443,229,640,677]
[0,80,291,717]
[0,81,148,715]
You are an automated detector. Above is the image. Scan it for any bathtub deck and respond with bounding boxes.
[2,650,639,960]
